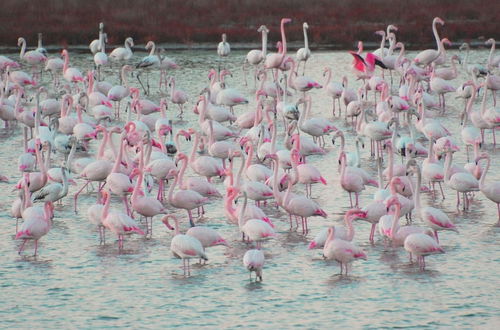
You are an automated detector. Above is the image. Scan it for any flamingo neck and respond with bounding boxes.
[414,166,422,212]
[167,169,179,204]
[225,190,237,222]
[479,156,490,189]
[112,137,125,173]
[97,129,109,159]
[389,203,401,238]
[280,20,288,61]
[488,42,495,66]
[149,42,156,56]
[345,216,355,241]
[271,158,281,203]
[303,25,309,50]
[378,33,386,53]
[262,30,268,57]
[19,39,26,59]
[432,19,441,51]
[132,170,144,204]
[244,143,253,171]
[189,132,199,164]
[444,152,453,182]
[238,193,248,230]
[236,151,245,188]
[102,192,111,220]
[63,52,69,73]
[324,68,332,85]
[178,157,188,188]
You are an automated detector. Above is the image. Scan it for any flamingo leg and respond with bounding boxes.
[369,224,376,242]
[33,240,38,256]
[18,239,27,255]
[187,210,195,227]
[74,181,90,213]
[434,230,439,243]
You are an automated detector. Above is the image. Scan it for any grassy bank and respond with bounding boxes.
[0,0,498,49]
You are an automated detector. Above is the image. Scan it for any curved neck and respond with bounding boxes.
[177,156,188,188]
[148,42,156,56]
[379,33,386,52]
[345,216,355,241]
[389,203,401,238]
[132,170,144,204]
[157,129,167,153]
[244,143,253,171]
[324,68,332,85]
[19,39,26,59]
[271,158,281,202]
[225,190,237,222]
[125,39,132,50]
[112,137,125,173]
[102,193,111,220]
[121,67,129,87]
[236,151,245,188]
[280,20,288,60]
[189,132,199,163]
[97,129,109,159]
[432,19,441,50]
[167,168,179,204]
[479,157,490,189]
[62,52,69,73]
[444,152,453,182]
[303,25,309,49]
[67,139,77,167]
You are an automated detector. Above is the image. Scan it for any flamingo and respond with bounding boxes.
[107,65,133,118]
[167,167,209,227]
[408,160,458,243]
[323,67,343,116]
[16,202,52,256]
[475,153,500,226]
[323,226,367,275]
[444,148,479,210]
[168,76,188,118]
[296,22,311,75]
[109,37,134,62]
[485,38,500,70]
[93,30,108,81]
[217,33,231,70]
[243,249,265,281]
[290,149,326,197]
[414,17,445,67]
[17,37,47,70]
[238,192,275,249]
[243,25,269,87]
[89,22,105,54]
[101,190,144,250]
[385,195,426,247]
[264,18,292,71]
[161,214,207,276]
[404,230,445,269]
[308,209,367,249]
[61,49,84,87]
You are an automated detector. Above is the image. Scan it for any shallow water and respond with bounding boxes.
[1,48,499,328]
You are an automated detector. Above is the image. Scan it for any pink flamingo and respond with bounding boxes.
[264,18,292,71]
[475,153,500,226]
[238,192,275,249]
[308,209,367,249]
[225,186,272,226]
[408,160,458,243]
[188,129,225,182]
[297,95,337,147]
[109,37,134,62]
[323,227,367,275]
[349,51,386,81]
[106,135,135,215]
[404,230,445,269]
[176,152,221,201]
[107,65,133,119]
[161,214,207,276]
[73,126,113,212]
[323,67,343,116]
[413,17,445,67]
[283,174,327,233]
[16,202,52,256]
[386,196,426,247]
[101,190,144,250]
[168,76,188,118]
[243,249,265,281]
[61,49,84,86]
[444,148,479,210]
[339,151,365,208]
[131,149,169,236]
[167,168,209,227]
[290,149,326,197]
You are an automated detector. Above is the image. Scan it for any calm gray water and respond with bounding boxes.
[1,47,499,328]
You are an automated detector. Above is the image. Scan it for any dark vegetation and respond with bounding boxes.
[0,0,498,49]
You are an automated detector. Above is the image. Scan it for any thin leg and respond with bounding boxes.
[74,181,90,213]
[18,239,27,255]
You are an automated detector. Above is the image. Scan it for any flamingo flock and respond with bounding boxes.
[1,17,500,282]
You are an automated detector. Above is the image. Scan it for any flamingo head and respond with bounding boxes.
[434,17,445,25]
[161,215,175,230]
